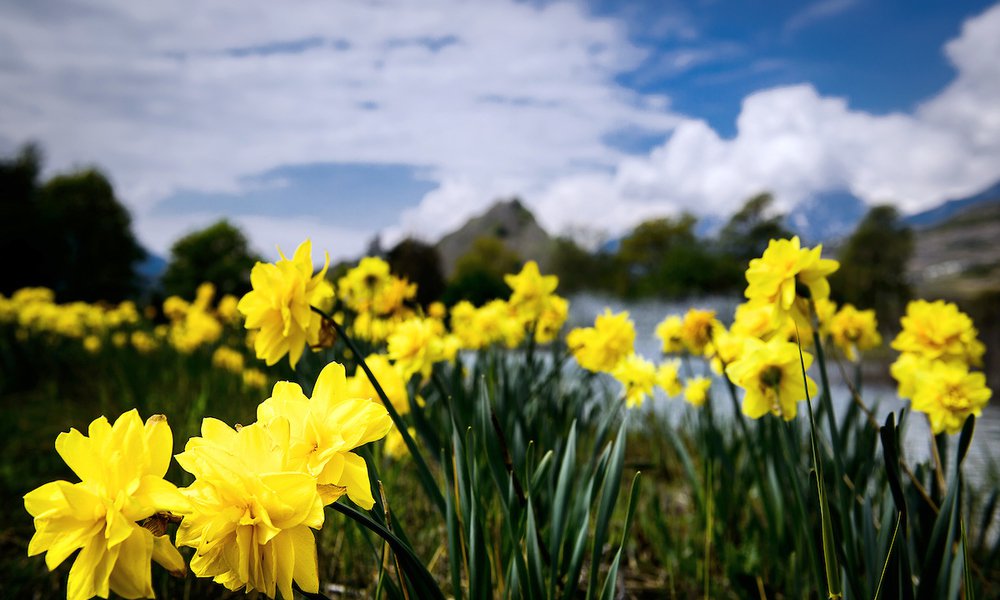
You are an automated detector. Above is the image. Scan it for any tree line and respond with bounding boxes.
[1,145,914,326]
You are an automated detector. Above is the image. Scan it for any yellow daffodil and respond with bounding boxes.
[212,346,245,374]
[828,304,881,361]
[256,362,393,507]
[706,327,748,374]
[654,315,684,354]
[175,419,323,600]
[216,294,241,324]
[131,331,157,354]
[24,410,188,600]
[337,256,392,314]
[535,294,569,344]
[83,335,101,354]
[891,300,985,366]
[505,261,559,323]
[383,425,417,460]
[346,354,410,415]
[911,361,991,435]
[428,301,447,319]
[238,240,333,369]
[656,360,683,397]
[611,353,657,408]
[683,377,712,408]
[744,236,839,329]
[387,317,445,380]
[680,309,721,356]
[725,337,818,420]
[242,368,268,389]
[567,309,635,373]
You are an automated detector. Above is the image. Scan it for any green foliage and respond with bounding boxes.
[0,144,46,295]
[41,169,146,302]
[611,214,739,297]
[549,236,615,294]
[387,238,445,306]
[831,205,913,325]
[160,219,261,299]
[0,145,146,301]
[717,192,793,268]
[443,236,521,305]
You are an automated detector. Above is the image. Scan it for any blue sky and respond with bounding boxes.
[1,0,998,260]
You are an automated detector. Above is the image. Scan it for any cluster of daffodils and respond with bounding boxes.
[1,283,269,390]
[647,237,856,420]
[240,242,569,383]
[890,300,990,434]
[567,310,653,408]
[26,362,392,600]
[0,287,141,352]
[338,256,417,343]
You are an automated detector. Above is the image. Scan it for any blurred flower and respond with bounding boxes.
[388,317,445,380]
[656,360,683,397]
[238,240,333,369]
[680,309,721,356]
[216,294,241,324]
[706,327,748,374]
[384,425,416,460]
[911,361,991,435]
[567,309,635,373]
[654,315,684,355]
[83,335,101,354]
[242,368,268,389]
[212,346,245,374]
[131,331,157,354]
[24,410,188,600]
[112,332,127,348]
[175,419,322,600]
[827,304,881,361]
[611,353,657,408]
[534,294,569,344]
[726,337,817,420]
[346,354,410,415]
[427,301,446,319]
[683,377,712,408]
[505,260,558,323]
[337,257,392,314]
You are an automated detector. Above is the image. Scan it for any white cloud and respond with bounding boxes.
[0,0,679,257]
[2,0,999,259]
[784,0,860,35]
[530,3,1000,240]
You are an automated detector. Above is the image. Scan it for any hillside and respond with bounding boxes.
[435,198,553,277]
[909,199,1000,299]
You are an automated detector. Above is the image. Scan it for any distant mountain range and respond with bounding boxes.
[756,180,1000,244]
[902,180,1000,229]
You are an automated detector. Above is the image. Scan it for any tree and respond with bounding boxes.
[39,168,146,302]
[717,193,793,267]
[830,205,913,325]
[549,236,614,294]
[0,144,48,295]
[160,220,261,299]
[387,238,446,307]
[442,236,521,306]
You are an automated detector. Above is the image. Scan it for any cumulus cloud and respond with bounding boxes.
[2,0,999,257]
[0,0,679,257]
[530,3,1000,239]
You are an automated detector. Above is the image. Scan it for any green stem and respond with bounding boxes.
[312,305,447,516]
[795,333,843,598]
